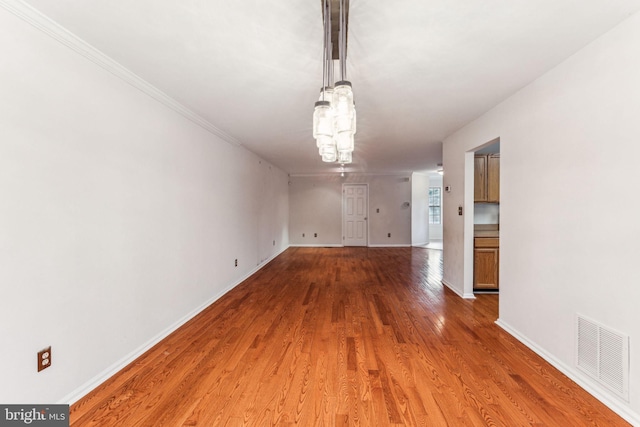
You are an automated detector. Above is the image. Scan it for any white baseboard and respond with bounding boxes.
[495,319,640,426]
[291,244,415,248]
[59,246,289,405]
[289,244,343,248]
[442,279,475,299]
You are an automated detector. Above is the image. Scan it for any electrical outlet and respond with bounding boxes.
[235,259,238,267]
[37,346,51,372]
[314,233,317,237]
[273,240,275,246]
[302,233,305,237]
[388,233,391,238]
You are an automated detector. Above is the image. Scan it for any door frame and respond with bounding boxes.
[342,183,369,247]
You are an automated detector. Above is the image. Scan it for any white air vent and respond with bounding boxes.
[576,314,629,401]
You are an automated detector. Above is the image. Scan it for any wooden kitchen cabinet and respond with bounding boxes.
[474,154,500,203]
[474,155,487,201]
[474,237,499,290]
[487,154,500,202]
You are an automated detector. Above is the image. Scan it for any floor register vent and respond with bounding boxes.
[576,314,629,401]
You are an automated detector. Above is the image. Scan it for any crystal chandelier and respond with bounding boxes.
[313,0,355,164]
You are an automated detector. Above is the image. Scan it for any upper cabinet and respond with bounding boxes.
[474,154,500,203]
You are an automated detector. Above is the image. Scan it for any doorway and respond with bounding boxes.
[464,138,500,298]
[428,174,443,249]
[342,184,368,246]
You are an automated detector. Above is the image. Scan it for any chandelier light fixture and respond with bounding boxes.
[313,0,355,164]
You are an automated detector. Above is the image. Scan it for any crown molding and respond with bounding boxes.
[0,0,241,147]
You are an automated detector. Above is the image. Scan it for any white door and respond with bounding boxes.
[343,184,368,246]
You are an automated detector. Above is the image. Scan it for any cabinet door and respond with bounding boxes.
[474,155,487,202]
[474,248,499,289]
[487,154,500,203]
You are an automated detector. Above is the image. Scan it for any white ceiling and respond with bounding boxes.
[19,0,640,175]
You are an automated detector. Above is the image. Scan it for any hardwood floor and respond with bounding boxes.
[70,247,629,426]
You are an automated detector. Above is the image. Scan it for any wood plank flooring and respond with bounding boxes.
[70,247,629,426]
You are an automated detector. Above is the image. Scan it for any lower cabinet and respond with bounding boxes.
[474,238,499,290]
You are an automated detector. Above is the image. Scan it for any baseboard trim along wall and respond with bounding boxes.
[495,319,640,426]
[442,279,476,299]
[286,244,414,248]
[59,246,289,405]
[289,244,344,248]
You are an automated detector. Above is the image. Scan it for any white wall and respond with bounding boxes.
[369,175,412,246]
[288,175,343,245]
[289,174,412,246]
[411,173,430,246]
[443,10,640,423]
[0,8,289,404]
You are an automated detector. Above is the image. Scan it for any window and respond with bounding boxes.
[429,187,441,224]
